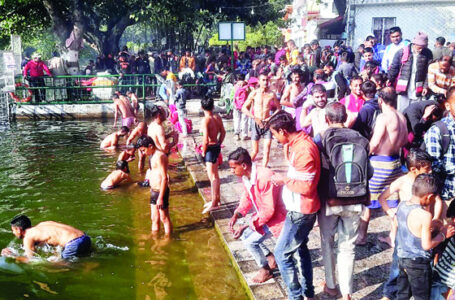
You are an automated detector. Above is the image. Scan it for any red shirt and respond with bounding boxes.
[23,60,51,77]
[282,131,321,214]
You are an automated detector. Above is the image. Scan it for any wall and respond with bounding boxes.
[351,1,455,47]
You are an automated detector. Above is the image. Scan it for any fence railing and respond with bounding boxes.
[11,73,216,105]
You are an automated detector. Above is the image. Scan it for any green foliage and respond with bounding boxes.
[22,29,57,60]
[209,21,283,51]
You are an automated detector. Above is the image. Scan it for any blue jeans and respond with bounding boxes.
[431,272,449,300]
[383,246,399,299]
[275,211,316,300]
[240,226,273,268]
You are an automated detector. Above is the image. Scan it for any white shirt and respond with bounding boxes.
[382,41,407,72]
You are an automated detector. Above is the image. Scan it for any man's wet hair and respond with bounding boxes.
[149,105,162,120]
[325,102,347,124]
[378,87,397,108]
[266,110,296,133]
[361,80,377,99]
[11,215,31,230]
[406,148,433,170]
[389,26,402,34]
[120,126,130,134]
[228,147,252,166]
[135,135,155,149]
[310,84,327,95]
[116,160,130,173]
[412,173,438,200]
[201,97,214,111]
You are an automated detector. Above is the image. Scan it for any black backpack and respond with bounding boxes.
[322,127,372,198]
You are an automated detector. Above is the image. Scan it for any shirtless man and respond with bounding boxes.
[126,91,139,116]
[269,67,286,102]
[100,160,131,190]
[280,69,304,114]
[1,215,91,261]
[113,93,136,129]
[147,105,178,155]
[126,122,148,145]
[100,126,129,149]
[357,87,408,245]
[201,97,226,214]
[242,72,280,167]
[136,136,172,235]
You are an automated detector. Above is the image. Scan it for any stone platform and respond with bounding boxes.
[180,99,394,300]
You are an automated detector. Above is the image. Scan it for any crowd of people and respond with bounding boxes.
[8,27,455,300]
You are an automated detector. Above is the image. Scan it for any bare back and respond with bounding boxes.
[114,97,135,118]
[370,109,408,156]
[25,221,84,248]
[203,113,225,145]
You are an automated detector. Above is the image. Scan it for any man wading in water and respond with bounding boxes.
[1,215,91,261]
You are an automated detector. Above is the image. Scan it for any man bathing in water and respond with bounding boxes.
[113,93,136,129]
[1,215,91,261]
[100,126,129,149]
[242,72,280,167]
[136,136,172,235]
[147,105,178,154]
[126,91,139,116]
[126,122,148,171]
[100,160,131,190]
[357,87,408,245]
[201,97,226,214]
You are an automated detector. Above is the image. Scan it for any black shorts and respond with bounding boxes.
[204,144,221,164]
[150,187,170,209]
[251,123,272,141]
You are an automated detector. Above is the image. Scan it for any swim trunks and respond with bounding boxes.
[251,123,272,141]
[122,117,135,129]
[204,144,221,164]
[61,234,91,259]
[150,187,170,209]
[368,155,403,209]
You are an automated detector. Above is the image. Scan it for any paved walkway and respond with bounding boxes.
[179,99,394,300]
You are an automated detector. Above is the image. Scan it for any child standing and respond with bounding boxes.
[233,73,249,140]
[201,98,226,214]
[393,174,454,300]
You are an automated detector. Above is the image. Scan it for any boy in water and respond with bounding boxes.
[1,215,91,261]
[148,105,178,154]
[391,174,454,299]
[100,160,131,190]
[201,97,226,214]
[126,122,148,145]
[136,136,172,235]
[100,126,129,149]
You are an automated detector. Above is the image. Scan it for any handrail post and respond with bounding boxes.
[142,74,145,101]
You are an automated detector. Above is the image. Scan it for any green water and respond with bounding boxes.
[0,121,246,300]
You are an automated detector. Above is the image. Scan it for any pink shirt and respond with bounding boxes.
[340,94,365,113]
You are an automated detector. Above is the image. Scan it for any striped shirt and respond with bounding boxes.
[434,237,455,288]
[427,62,455,95]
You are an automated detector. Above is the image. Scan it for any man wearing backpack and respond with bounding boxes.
[318,102,373,300]
[424,86,455,200]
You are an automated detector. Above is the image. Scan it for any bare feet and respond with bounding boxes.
[252,267,273,283]
[202,201,220,214]
[266,253,277,269]
[378,235,395,247]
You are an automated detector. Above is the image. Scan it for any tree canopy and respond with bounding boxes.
[0,0,289,55]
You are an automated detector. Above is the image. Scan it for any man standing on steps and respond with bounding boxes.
[242,71,280,167]
[356,87,408,245]
[268,110,321,300]
[113,93,136,129]
[228,147,286,283]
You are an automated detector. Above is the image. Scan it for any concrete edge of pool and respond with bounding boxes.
[180,134,288,300]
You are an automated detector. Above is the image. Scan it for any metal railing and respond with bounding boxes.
[11,73,216,105]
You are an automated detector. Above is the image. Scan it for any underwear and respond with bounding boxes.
[368,155,403,209]
[122,117,135,129]
[204,144,221,164]
[150,187,170,209]
[251,123,272,141]
[61,234,91,259]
